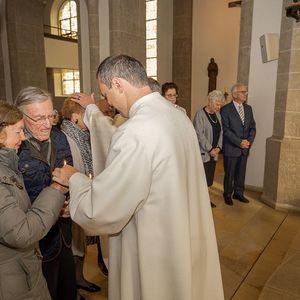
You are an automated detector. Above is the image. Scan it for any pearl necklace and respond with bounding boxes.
[205,108,218,124]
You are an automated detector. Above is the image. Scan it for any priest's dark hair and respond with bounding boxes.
[96,54,149,89]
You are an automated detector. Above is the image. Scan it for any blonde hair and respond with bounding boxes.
[61,98,84,120]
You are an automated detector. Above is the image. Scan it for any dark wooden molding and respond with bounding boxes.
[228,1,242,8]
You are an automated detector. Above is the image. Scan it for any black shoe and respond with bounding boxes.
[232,194,249,203]
[210,202,216,208]
[77,283,101,293]
[224,196,233,206]
[98,260,108,276]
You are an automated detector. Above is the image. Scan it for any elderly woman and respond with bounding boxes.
[60,98,104,296]
[193,90,225,207]
[0,101,66,300]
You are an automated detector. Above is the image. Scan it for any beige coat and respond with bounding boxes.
[0,148,65,300]
[70,93,224,300]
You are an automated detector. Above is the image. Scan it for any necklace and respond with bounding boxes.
[204,107,218,124]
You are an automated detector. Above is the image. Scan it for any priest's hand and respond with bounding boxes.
[52,165,78,187]
[71,92,95,108]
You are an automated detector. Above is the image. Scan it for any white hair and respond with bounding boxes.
[231,83,247,94]
[207,90,225,103]
[15,86,51,111]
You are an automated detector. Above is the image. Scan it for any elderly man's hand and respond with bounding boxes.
[70,92,95,108]
[50,182,69,194]
[52,165,78,187]
[240,139,250,149]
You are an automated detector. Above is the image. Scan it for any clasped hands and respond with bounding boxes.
[240,139,250,149]
[209,147,220,158]
[51,165,78,218]
[52,165,78,187]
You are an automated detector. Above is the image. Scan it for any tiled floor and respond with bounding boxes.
[79,245,108,300]
[81,159,300,300]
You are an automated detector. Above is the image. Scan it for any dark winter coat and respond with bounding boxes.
[18,127,73,261]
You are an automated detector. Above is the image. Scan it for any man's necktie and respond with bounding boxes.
[238,105,244,125]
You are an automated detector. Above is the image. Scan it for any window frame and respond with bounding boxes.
[58,0,78,39]
[146,0,157,79]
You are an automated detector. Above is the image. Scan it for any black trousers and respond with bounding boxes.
[203,159,217,187]
[42,245,77,300]
[223,154,248,197]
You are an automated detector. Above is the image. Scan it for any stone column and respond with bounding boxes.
[80,0,101,97]
[237,0,254,85]
[262,1,300,211]
[0,36,5,100]
[0,0,9,101]
[172,0,192,116]
[109,0,146,64]
[6,0,47,99]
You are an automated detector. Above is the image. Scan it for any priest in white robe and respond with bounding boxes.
[53,54,224,300]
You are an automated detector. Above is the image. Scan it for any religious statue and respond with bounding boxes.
[207,58,218,93]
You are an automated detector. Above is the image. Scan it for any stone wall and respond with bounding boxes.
[262,1,300,211]
[82,0,101,97]
[0,27,5,100]
[6,0,47,99]
[237,0,253,85]
[109,0,146,65]
[172,0,192,117]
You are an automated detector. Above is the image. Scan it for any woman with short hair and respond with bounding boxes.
[161,82,186,113]
[193,90,225,207]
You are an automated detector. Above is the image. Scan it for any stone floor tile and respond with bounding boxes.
[232,283,261,300]
[262,253,300,296]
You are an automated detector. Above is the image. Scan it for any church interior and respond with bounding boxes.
[0,0,300,299]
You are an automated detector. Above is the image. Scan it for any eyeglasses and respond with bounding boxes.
[166,94,178,98]
[23,111,55,125]
[237,91,248,95]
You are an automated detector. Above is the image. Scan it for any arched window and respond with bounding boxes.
[146,0,157,79]
[58,0,78,39]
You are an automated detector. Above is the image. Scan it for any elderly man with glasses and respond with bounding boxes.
[15,87,78,300]
[220,83,256,206]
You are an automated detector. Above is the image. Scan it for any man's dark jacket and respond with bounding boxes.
[18,127,73,261]
[220,101,256,157]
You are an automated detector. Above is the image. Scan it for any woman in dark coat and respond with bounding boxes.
[0,101,66,300]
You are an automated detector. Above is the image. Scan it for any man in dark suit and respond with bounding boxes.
[220,83,256,206]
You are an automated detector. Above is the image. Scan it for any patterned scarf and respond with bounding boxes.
[24,129,52,164]
[61,120,93,176]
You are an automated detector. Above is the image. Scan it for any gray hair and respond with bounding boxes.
[207,90,225,103]
[231,83,247,94]
[96,54,149,88]
[15,86,52,111]
[148,77,161,93]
